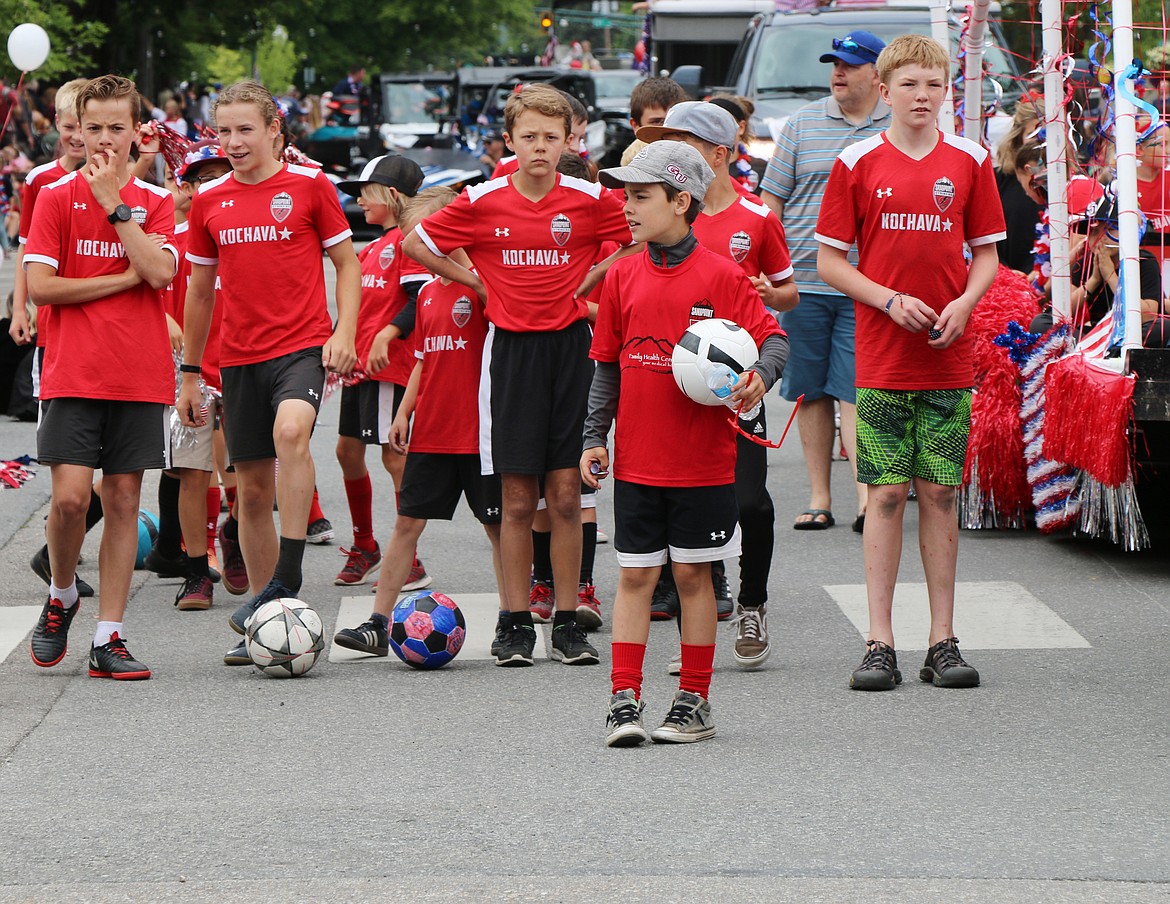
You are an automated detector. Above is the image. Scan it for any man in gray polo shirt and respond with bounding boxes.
[760,30,889,534]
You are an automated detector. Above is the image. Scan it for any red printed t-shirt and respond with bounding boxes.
[356,226,416,386]
[408,276,490,454]
[185,163,352,367]
[169,223,226,391]
[24,172,178,403]
[815,131,1006,390]
[415,173,631,332]
[19,159,69,349]
[591,244,781,487]
[693,194,794,284]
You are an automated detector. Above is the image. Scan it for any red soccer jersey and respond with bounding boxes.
[19,159,68,349]
[693,194,794,283]
[24,172,178,403]
[170,224,226,391]
[408,276,490,454]
[815,131,1006,390]
[414,174,632,332]
[490,156,519,179]
[591,245,782,486]
[356,227,416,386]
[185,163,352,367]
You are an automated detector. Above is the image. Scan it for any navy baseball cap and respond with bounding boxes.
[819,31,885,66]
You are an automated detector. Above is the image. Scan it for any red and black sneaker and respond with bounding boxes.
[218,520,249,596]
[88,632,152,680]
[334,544,382,586]
[30,595,80,668]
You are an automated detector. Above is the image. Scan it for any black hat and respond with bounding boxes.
[337,154,425,198]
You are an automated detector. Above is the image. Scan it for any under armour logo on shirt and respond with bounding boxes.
[495,227,509,237]
[73,202,87,210]
[710,531,727,541]
[487,508,500,516]
[876,187,893,198]
[308,388,319,399]
[221,200,235,207]
[361,429,372,437]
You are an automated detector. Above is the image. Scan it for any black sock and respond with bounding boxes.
[272,536,305,593]
[155,473,182,557]
[532,529,553,583]
[508,610,534,630]
[223,513,239,540]
[579,522,597,585]
[552,609,576,629]
[187,554,210,579]
[85,488,104,532]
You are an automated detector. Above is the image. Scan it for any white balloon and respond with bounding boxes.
[8,23,51,72]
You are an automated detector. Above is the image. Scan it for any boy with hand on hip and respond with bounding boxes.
[582,142,788,746]
[815,35,1005,691]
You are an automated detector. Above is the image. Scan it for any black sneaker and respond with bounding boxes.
[920,637,981,688]
[30,546,94,597]
[143,545,189,578]
[551,620,600,665]
[224,638,251,666]
[306,518,335,545]
[88,632,151,680]
[850,639,902,691]
[30,595,80,668]
[494,623,536,667]
[229,578,295,635]
[712,561,734,621]
[649,575,679,620]
[333,617,389,657]
[489,610,509,658]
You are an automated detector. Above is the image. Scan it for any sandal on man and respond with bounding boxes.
[793,509,834,530]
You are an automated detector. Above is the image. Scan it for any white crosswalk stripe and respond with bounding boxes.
[824,581,1091,650]
[0,607,43,665]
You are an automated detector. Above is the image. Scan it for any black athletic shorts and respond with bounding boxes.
[338,381,406,444]
[612,480,741,568]
[398,452,503,524]
[38,397,170,473]
[480,320,592,475]
[220,347,325,463]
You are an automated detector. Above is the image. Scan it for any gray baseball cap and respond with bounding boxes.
[598,141,715,203]
[634,101,739,150]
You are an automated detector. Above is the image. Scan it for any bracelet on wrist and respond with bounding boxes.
[179,363,202,375]
[884,293,903,314]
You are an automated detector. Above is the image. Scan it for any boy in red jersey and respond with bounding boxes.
[176,81,361,663]
[583,142,789,746]
[334,188,506,656]
[331,154,431,590]
[815,35,1004,692]
[24,75,180,679]
[405,84,631,668]
[10,78,103,599]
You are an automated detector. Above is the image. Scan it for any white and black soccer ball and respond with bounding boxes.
[244,598,325,678]
[671,318,760,407]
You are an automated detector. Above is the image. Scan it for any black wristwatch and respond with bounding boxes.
[107,203,132,225]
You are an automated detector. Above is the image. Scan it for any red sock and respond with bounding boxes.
[206,487,221,551]
[344,474,377,552]
[225,486,237,511]
[679,643,715,700]
[611,642,646,698]
[309,487,326,523]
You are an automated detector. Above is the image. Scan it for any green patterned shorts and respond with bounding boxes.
[855,387,972,486]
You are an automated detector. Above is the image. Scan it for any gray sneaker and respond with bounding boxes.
[732,603,770,668]
[606,690,648,747]
[650,690,715,743]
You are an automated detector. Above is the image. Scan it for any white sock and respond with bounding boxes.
[94,621,123,647]
[49,580,79,609]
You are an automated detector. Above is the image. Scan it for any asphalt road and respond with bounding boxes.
[1,251,1168,904]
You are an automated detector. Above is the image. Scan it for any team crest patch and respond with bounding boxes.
[130,206,148,226]
[270,191,294,223]
[451,296,472,328]
[932,177,955,212]
[551,213,572,247]
[379,243,396,270]
[729,231,751,264]
[689,300,714,324]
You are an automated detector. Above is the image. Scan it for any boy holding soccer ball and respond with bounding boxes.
[581,142,788,746]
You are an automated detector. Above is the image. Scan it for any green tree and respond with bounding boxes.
[0,0,108,81]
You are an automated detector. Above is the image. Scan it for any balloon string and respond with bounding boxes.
[0,71,27,146]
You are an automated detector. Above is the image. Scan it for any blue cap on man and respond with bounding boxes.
[819,31,885,66]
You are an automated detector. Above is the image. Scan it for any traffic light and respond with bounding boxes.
[540,10,553,30]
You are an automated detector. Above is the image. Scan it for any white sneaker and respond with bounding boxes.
[650,691,715,743]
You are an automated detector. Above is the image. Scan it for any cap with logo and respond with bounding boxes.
[819,31,885,66]
[598,141,715,203]
[177,139,229,183]
[635,100,739,150]
[337,154,425,198]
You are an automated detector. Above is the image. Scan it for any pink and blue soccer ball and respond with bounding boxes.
[389,591,466,669]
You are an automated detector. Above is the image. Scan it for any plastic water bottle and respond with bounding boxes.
[705,363,761,421]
